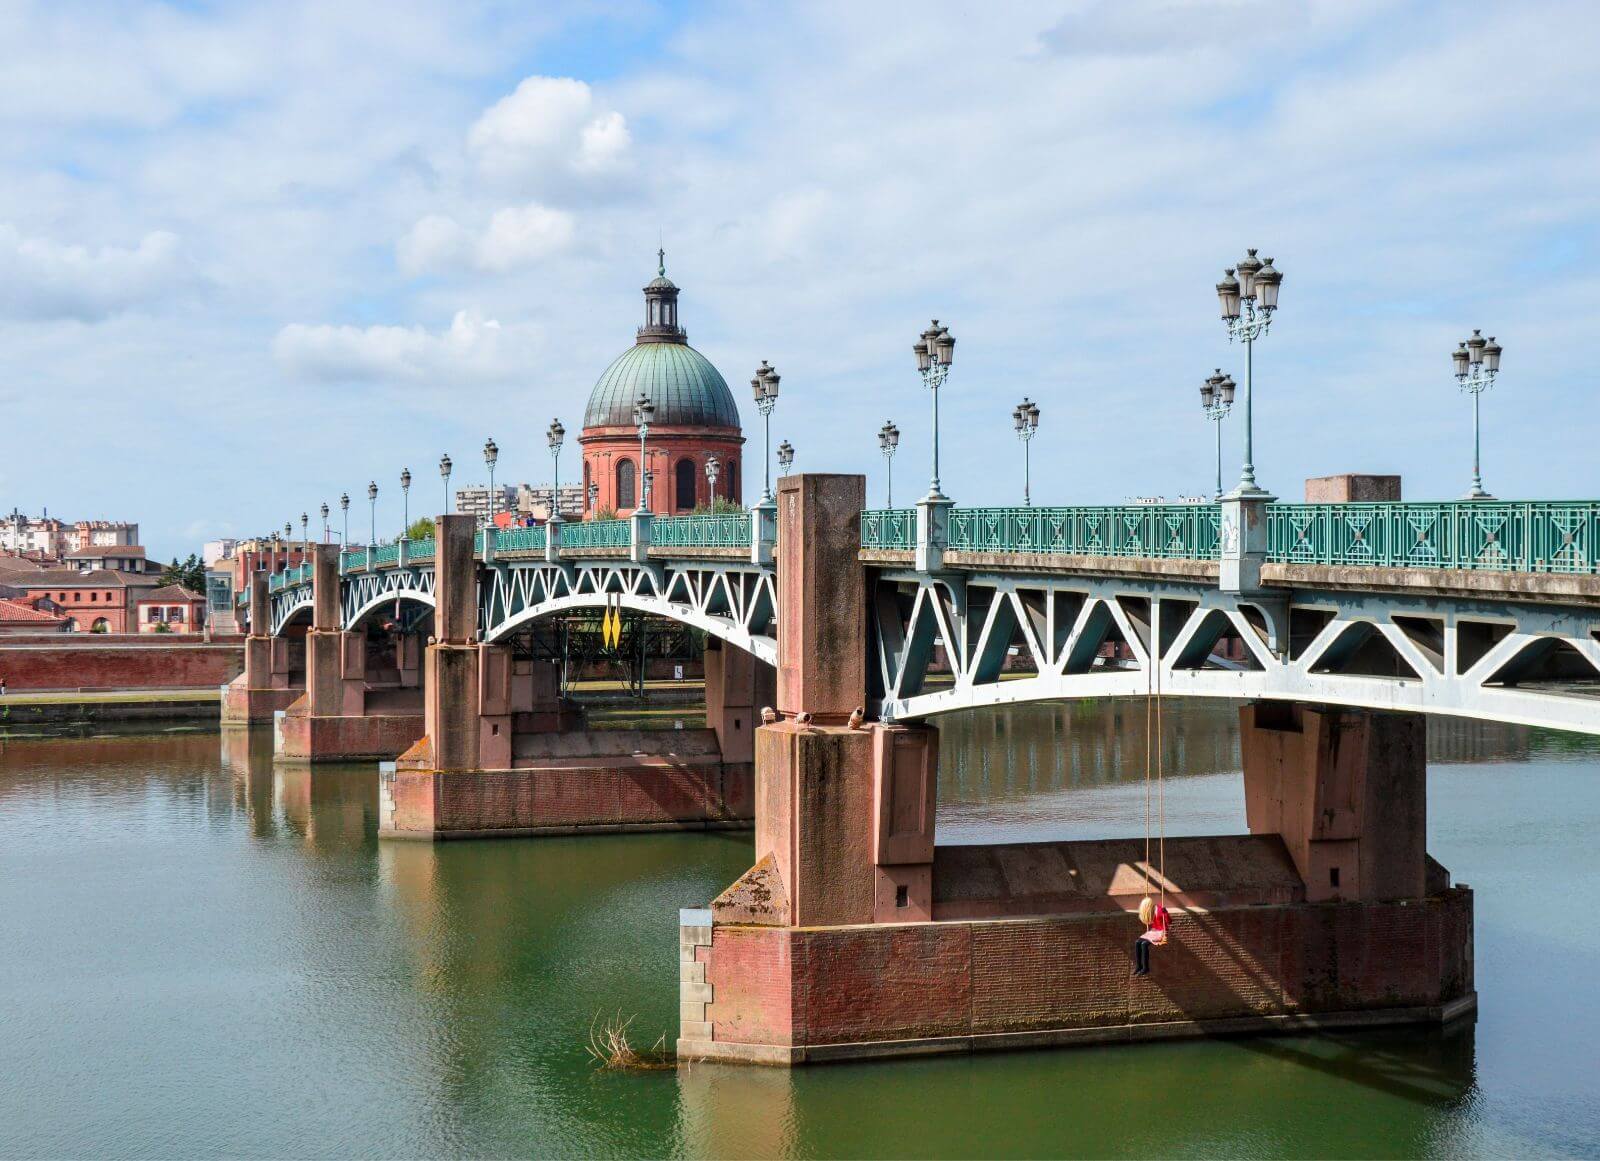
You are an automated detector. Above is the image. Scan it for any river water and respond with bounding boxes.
[1,701,1597,1159]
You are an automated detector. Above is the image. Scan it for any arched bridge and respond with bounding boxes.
[258,494,1600,735]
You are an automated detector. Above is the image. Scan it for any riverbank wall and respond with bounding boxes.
[0,634,244,692]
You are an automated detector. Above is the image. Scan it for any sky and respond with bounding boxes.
[1,0,1598,560]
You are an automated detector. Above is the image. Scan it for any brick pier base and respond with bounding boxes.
[678,859,1475,1065]
[378,729,754,840]
[275,702,426,764]
[220,674,300,725]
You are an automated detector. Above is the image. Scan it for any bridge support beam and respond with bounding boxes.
[680,476,1474,1066]
[221,572,303,725]
[275,545,426,763]
[380,513,751,840]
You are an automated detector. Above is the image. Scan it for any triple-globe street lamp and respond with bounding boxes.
[1198,369,1236,501]
[400,468,411,537]
[705,455,720,505]
[913,321,955,500]
[320,502,329,544]
[366,482,378,547]
[633,393,655,511]
[1012,398,1040,506]
[777,440,794,477]
[483,438,499,524]
[1452,330,1504,500]
[547,419,566,524]
[877,420,900,507]
[439,453,452,515]
[1215,249,1283,495]
[751,361,780,503]
[339,493,350,547]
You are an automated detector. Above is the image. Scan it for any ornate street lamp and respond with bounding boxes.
[705,454,720,505]
[339,492,350,547]
[439,453,452,515]
[367,481,378,547]
[877,420,900,507]
[1215,249,1282,495]
[1012,398,1040,506]
[750,361,780,503]
[400,468,411,537]
[632,393,655,511]
[483,438,499,524]
[914,320,955,500]
[300,511,309,548]
[547,419,566,524]
[587,481,599,515]
[1199,369,1236,501]
[777,439,795,476]
[320,502,329,544]
[1453,330,1503,499]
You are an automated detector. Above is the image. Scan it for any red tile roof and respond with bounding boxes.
[0,597,71,625]
[141,584,202,602]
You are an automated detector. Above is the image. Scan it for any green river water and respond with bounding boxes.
[1,700,1597,1158]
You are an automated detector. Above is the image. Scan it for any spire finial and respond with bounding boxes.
[657,246,665,277]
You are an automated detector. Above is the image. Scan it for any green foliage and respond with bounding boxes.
[153,621,173,634]
[89,620,108,634]
[159,553,206,592]
[406,516,436,541]
[689,497,746,516]
[594,505,619,522]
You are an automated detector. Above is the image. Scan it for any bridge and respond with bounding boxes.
[223,478,1599,1066]
[250,494,1600,735]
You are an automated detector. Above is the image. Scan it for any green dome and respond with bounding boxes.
[583,341,741,429]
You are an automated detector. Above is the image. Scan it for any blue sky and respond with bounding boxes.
[1,0,1597,559]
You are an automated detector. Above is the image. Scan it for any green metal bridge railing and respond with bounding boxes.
[651,512,752,549]
[1267,501,1600,574]
[950,505,1224,560]
[858,501,1600,575]
[558,519,631,550]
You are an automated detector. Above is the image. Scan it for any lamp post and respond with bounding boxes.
[633,393,654,511]
[1453,330,1503,500]
[483,438,499,525]
[339,492,349,547]
[1198,369,1236,501]
[320,502,329,544]
[777,440,794,476]
[913,320,956,500]
[587,482,599,515]
[1215,250,1281,495]
[1012,398,1040,505]
[751,361,781,503]
[400,468,411,537]
[367,481,378,548]
[439,453,452,515]
[705,455,720,506]
[547,419,566,524]
[878,420,900,506]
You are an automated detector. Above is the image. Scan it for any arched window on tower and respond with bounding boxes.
[726,460,737,502]
[616,459,636,510]
[675,458,696,512]
[583,461,592,512]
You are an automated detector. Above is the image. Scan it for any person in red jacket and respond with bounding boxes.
[1133,896,1169,976]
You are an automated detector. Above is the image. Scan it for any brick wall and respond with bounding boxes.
[697,888,1473,1055]
[0,640,244,691]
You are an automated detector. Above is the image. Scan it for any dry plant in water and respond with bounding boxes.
[586,1011,674,1071]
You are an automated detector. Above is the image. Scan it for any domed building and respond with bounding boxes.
[580,255,744,517]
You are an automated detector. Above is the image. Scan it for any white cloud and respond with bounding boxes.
[0,224,195,321]
[467,75,631,189]
[397,202,576,274]
[272,308,541,383]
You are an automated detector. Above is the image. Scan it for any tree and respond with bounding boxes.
[160,553,205,592]
[405,516,436,541]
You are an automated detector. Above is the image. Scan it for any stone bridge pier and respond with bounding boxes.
[221,572,304,725]
[380,513,768,840]
[275,544,430,764]
[677,473,1474,1066]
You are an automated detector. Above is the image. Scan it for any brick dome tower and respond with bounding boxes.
[579,253,745,517]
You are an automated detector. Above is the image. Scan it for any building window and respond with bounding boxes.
[171,607,185,623]
[90,618,109,633]
[74,592,82,602]
[148,607,163,622]
[90,592,98,602]
[727,460,737,500]
[616,459,636,510]
[675,458,697,511]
